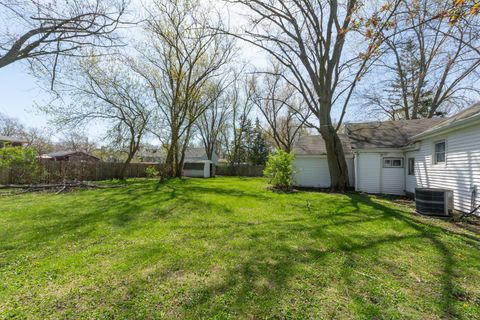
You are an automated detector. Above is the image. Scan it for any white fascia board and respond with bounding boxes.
[294,154,354,159]
[352,148,403,154]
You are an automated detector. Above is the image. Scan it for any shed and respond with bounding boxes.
[183,160,214,178]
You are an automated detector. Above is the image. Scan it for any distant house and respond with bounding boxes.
[0,135,27,148]
[138,148,167,164]
[39,151,101,163]
[292,103,480,213]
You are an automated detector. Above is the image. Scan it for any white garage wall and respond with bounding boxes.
[412,124,480,212]
[293,156,354,188]
[356,153,381,194]
[356,152,405,195]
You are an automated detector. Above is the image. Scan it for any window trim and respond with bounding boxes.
[433,140,446,165]
[408,157,415,176]
[383,157,404,168]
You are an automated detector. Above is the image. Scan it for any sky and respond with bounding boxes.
[0,0,263,142]
[0,63,49,129]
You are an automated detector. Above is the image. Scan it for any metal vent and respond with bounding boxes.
[415,188,454,216]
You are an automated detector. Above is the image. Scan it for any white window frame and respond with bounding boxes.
[383,157,404,168]
[433,140,446,165]
[408,158,415,176]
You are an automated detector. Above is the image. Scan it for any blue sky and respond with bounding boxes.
[0,63,49,128]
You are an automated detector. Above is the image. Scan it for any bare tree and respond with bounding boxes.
[0,112,55,153]
[228,0,400,191]
[363,0,480,120]
[0,112,25,137]
[221,74,256,172]
[23,128,54,155]
[0,0,127,87]
[43,57,152,179]
[57,131,97,154]
[197,80,232,161]
[135,0,236,177]
[254,65,310,152]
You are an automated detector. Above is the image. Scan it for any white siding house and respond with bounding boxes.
[293,103,480,213]
[355,151,405,195]
[406,115,480,213]
[293,134,355,188]
[294,155,355,188]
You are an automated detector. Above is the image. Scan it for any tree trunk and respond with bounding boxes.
[119,153,134,180]
[319,123,349,192]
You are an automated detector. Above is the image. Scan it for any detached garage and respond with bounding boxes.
[293,135,355,188]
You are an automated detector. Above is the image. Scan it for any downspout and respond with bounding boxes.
[404,153,407,195]
[354,152,359,191]
[379,153,383,194]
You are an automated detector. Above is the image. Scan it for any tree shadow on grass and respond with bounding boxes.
[347,194,476,319]
[0,179,240,252]
[114,192,478,319]
[2,182,480,318]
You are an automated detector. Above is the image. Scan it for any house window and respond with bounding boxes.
[408,158,415,175]
[434,140,446,164]
[383,157,404,168]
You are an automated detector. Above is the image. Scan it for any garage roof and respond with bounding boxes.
[293,134,352,155]
[344,118,444,149]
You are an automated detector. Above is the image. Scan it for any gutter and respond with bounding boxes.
[401,142,421,152]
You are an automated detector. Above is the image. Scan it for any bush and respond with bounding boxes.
[0,146,44,184]
[145,166,160,178]
[263,149,294,190]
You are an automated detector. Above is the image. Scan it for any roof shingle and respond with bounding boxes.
[345,118,444,149]
[293,134,352,155]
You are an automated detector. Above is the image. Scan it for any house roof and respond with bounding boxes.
[345,118,444,149]
[293,134,352,155]
[0,134,27,143]
[413,103,480,139]
[137,149,166,159]
[40,150,99,160]
[292,103,480,155]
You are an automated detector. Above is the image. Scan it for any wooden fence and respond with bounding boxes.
[215,164,264,177]
[0,162,264,184]
[0,162,165,185]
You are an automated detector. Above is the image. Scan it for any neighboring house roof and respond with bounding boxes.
[184,147,208,160]
[137,149,167,161]
[293,134,352,155]
[0,135,27,144]
[345,118,444,149]
[413,103,480,139]
[40,150,100,160]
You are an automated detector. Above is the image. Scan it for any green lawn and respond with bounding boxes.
[1,177,479,319]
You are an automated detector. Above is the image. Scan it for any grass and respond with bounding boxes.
[1,177,479,319]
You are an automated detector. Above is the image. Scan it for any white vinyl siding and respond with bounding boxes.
[183,161,212,178]
[356,152,405,195]
[356,153,381,194]
[411,124,480,213]
[293,156,354,188]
